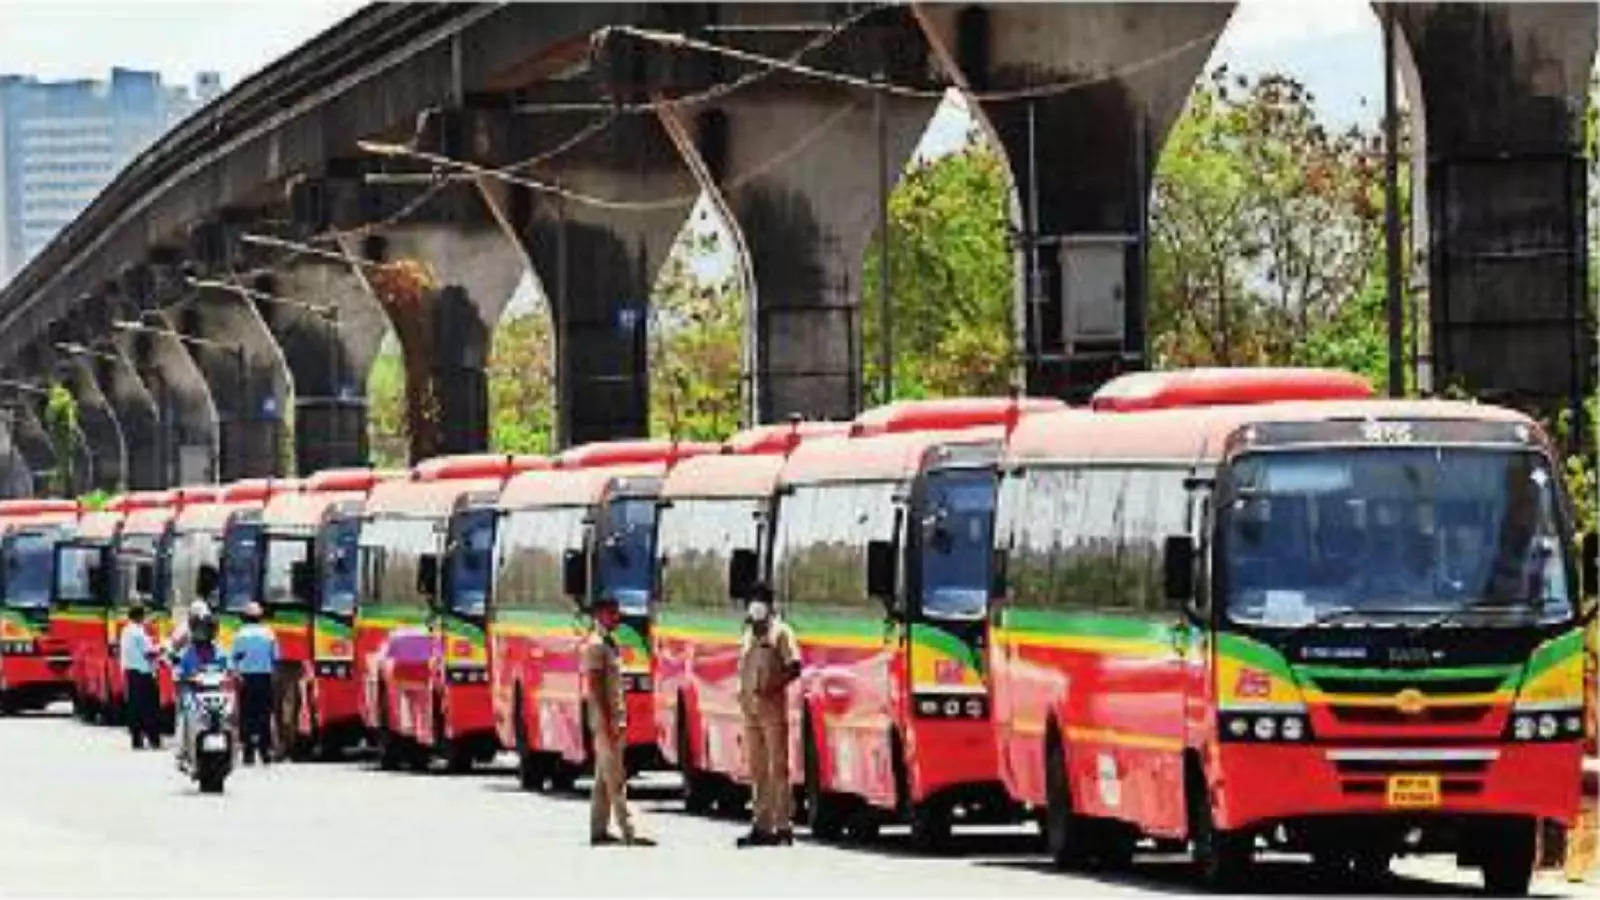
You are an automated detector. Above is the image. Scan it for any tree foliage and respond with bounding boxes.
[1150,68,1395,389]
[488,309,555,455]
[650,223,745,441]
[43,384,79,496]
[366,336,407,469]
[862,138,1016,402]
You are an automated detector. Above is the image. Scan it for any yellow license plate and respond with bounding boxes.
[1385,774,1441,808]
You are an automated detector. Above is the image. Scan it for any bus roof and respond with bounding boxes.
[119,491,172,512]
[364,475,504,519]
[0,498,78,518]
[219,477,300,504]
[1088,367,1374,412]
[557,440,716,470]
[174,498,263,534]
[662,452,786,501]
[721,421,849,456]
[500,464,664,510]
[850,396,1065,437]
[411,453,544,483]
[1007,399,1536,467]
[304,467,400,495]
[122,502,178,536]
[780,428,1002,486]
[75,509,124,541]
[261,490,363,530]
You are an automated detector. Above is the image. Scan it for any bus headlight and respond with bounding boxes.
[1506,709,1583,742]
[1220,711,1311,742]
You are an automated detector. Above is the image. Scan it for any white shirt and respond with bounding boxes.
[118,622,154,674]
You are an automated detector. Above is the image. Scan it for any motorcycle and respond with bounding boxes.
[178,668,235,794]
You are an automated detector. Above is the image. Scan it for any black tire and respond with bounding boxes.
[677,699,714,815]
[548,761,578,794]
[1043,731,1094,870]
[1187,763,1250,891]
[513,690,545,792]
[376,685,404,772]
[802,719,845,841]
[1480,819,1536,897]
[910,801,952,853]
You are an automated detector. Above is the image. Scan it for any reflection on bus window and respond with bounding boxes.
[598,498,657,615]
[449,511,496,618]
[262,537,311,607]
[320,517,360,617]
[1223,448,1572,626]
[54,544,103,605]
[5,532,57,608]
[920,469,994,620]
[221,524,262,613]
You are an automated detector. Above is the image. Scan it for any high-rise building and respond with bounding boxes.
[0,67,217,282]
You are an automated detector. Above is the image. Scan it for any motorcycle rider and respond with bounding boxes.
[173,601,229,769]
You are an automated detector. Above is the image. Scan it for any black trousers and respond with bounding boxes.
[124,670,160,749]
[239,673,274,761]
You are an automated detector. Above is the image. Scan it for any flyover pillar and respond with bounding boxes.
[916,2,1232,400]
[116,265,220,486]
[56,356,125,493]
[85,339,163,490]
[1391,3,1595,429]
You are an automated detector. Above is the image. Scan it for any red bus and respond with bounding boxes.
[58,502,124,722]
[652,421,846,813]
[990,370,1591,894]
[490,440,714,791]
[358,454,533,771]
[107,490,189,727]
[767,399,1062,846]
[0,499,80,713]
[204,478,302,648]
[227,468,398,759]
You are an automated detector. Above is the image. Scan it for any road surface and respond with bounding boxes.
[0,706,1592,897]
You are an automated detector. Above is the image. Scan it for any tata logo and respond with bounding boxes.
[1386,646,1438,664]
[1393,688,1426,716]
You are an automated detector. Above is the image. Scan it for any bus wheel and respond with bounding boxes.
[677,699,713,815]
[1186,763,1249,890]
[513,691,546,792]
[910,802,952,853]
[803,724,845,841]
[1043,733,1094,870]
[376,686,404,772]
[1479,818,1536,897]
[548,761,578,794]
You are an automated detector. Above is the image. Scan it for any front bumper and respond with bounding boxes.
[1213,740,1583,832]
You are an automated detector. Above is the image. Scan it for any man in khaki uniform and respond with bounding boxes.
[737,593,801,847]
[583,594,654,847]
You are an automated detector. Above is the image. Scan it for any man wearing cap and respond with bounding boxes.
[582,594,653,847]
[118,604,161,750]
[736,589,801,847]
[231,601,279,765]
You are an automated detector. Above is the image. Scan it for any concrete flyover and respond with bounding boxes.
[0,2,1589,493]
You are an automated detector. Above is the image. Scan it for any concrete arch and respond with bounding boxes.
[258,261,391,474]
[87,340,163,490]
[166,285,293,480]
[115,318,219,487]
[0,420,33,499]
[5,399,57,494]
[58,355,126,493]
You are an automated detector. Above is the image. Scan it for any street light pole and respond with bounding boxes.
[1382,5,1405,398]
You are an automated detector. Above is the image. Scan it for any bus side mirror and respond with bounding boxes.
[1163,535,1196,604]
[195,563,218,599]
[416,553,438,598]
[562,549,588,601]
[990,547,1008,599]
[1582,532,1597,598]
[727,548,759,601]
[290,560,315,602]
[866,540,896,603]
[135,562,155,596]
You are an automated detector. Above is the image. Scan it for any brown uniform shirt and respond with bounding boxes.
[739,619,799,714]
[582,631,626,733]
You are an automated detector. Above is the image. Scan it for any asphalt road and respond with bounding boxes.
[0,705,1593,898]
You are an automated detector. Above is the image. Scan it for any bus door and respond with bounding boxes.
[907,465,995,721]
[441,506,495,672]
[312,515,360,671]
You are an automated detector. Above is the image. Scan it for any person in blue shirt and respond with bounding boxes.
[118,604,161,750]
[173,601,228,770]
[231,601,279,766]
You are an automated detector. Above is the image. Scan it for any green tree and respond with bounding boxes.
[42,385,80,496]
[488,309,555,455]
[650,226,745,441]
[862,137,1017,401]
[366,335,407,469]
[1150,68,1394,389]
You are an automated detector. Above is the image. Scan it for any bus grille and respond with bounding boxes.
[1329,750,1491,797]
[1309,674,1505,696]
[1328,704,1491,725]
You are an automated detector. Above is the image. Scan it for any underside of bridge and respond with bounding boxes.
[0,2,1588,494]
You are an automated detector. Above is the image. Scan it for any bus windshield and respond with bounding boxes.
[920,468,995,620]
[597,497,656,615]
[54,543,104,605]
[1222,447,1573,627]
[319,517,360,617]
[262,535,311,608]
[448,510,496,618]
[221,523,262,613]
[5,532,57,608]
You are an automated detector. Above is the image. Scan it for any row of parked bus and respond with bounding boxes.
[0,367,1591,894]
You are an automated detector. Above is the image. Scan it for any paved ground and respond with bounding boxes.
[0,706,1593,897]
